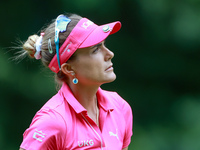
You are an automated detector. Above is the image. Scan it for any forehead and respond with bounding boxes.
[90,40,105,48]
[68,41,106,61]
[77,41,105,52]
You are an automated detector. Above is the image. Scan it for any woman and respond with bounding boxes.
[19,13,133,150]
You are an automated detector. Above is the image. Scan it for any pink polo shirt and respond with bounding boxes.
[20,83,133,150]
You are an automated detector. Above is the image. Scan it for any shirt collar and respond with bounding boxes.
[60,83,114,114]
[96,88,114,112]
[59,82,86,114]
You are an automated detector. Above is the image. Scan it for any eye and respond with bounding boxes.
[92,47,100,53]
[91,42,103,53]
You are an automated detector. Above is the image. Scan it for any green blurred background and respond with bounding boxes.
[1,0,200,149]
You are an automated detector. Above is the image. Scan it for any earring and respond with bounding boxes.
[71,73,78,84]
[73,78,78,84]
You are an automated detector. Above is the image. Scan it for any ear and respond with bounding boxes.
[61,63,74,76]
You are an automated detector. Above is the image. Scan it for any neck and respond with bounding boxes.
[69,83,100,126]
[69,82,99,114]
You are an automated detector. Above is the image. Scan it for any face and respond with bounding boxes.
[69,41,116,86]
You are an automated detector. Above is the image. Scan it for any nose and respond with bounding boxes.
[104,47,114,61]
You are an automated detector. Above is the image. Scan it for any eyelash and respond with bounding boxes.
[93,47,100,53]
[92,42,105,53]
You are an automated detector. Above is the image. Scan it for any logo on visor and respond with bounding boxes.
[61,42,72,56]
[102,25,112,33]
[81,20,94,29]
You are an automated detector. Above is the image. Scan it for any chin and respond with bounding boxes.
[105,74,116,83]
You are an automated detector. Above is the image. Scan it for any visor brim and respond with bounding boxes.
[79,21,121,48]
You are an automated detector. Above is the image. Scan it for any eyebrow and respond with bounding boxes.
[91,40,105,49]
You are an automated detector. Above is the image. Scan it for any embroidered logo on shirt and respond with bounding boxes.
[78,139,94,147]
[33,129,46,142]
[109,129,119,140]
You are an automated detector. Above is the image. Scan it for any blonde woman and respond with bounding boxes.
[19,13,133,150]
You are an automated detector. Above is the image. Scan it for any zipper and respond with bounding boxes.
[81,113,103,150]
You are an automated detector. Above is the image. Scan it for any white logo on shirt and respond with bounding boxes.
[78,139,94,147]
[109,129,119,140]
[33,129,46,142]
[81,20,94,29]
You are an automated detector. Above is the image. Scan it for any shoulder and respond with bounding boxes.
[39,91,70,119]
[101,89,132,112]
[21,108,67,149]
[99,89,133,124]
[31,107,67,133]
[41,91,64,111]
[20,91,69,149]
[101,90,133,147]
[100,89,133,142]
[30,92,68,132]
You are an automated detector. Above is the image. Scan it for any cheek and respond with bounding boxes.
[76,61,103,78]
[83,63,102,75]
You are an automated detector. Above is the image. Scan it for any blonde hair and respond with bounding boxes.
[21,14,82,84]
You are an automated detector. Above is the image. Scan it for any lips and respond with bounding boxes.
[105,64,113,71]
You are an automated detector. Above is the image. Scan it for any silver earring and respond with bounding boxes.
[72,73,78,84]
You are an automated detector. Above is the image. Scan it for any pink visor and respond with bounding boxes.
[48,18,121,73]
